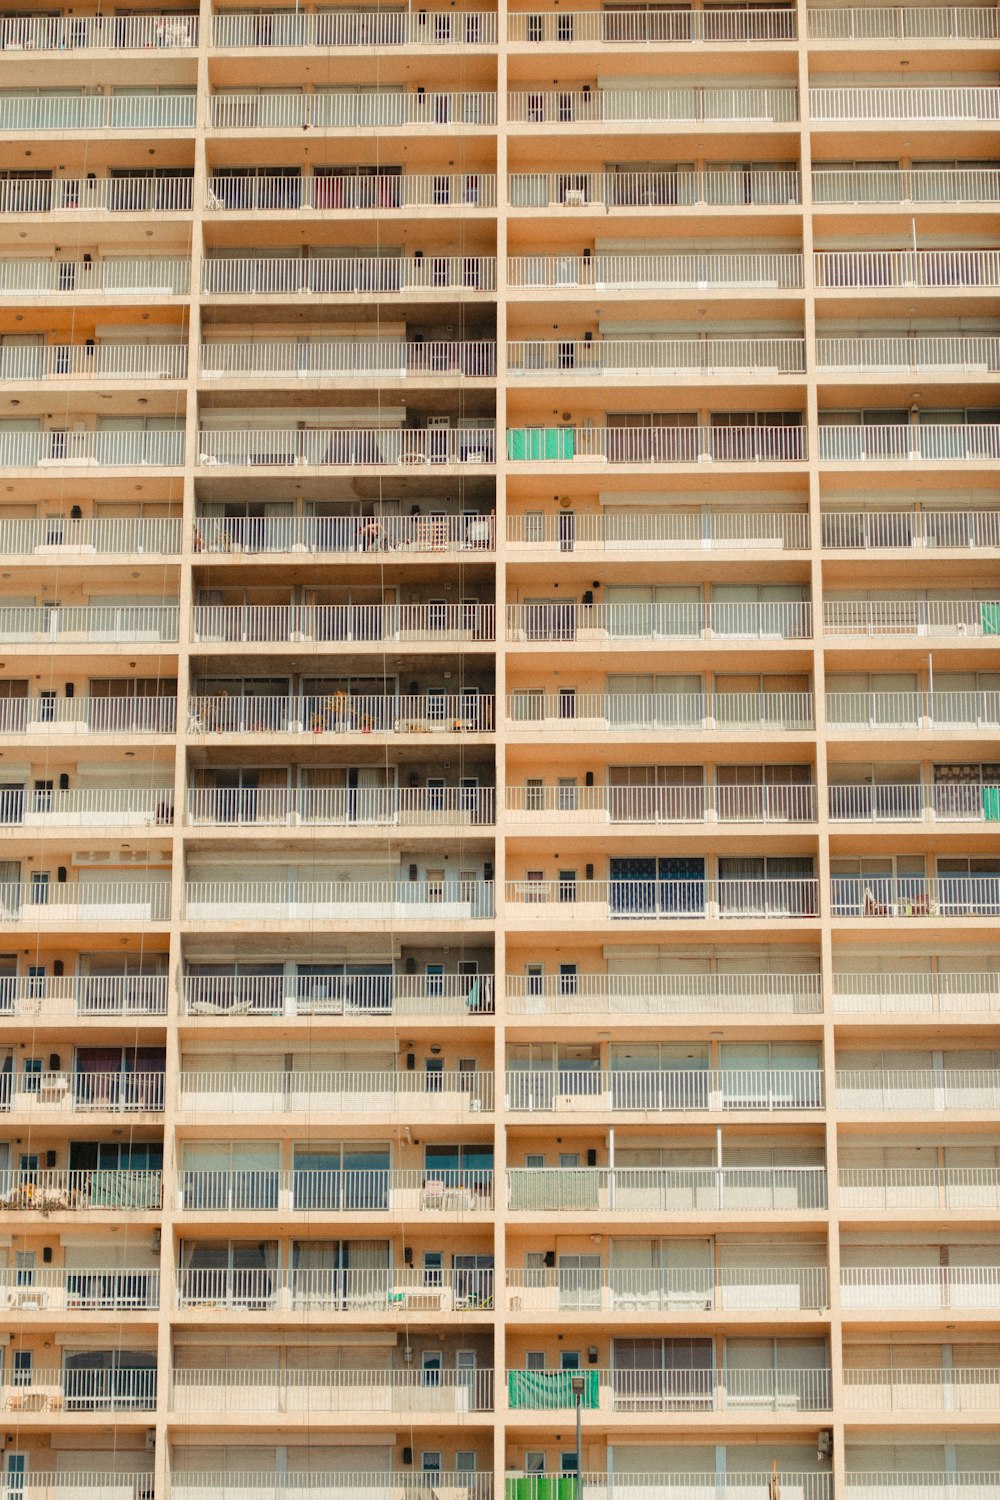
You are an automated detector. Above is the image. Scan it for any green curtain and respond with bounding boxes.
[505,1480,580,1500]
[508,1369,599,1409]
[981,603,1000,635]
[507,428,575,460]
[984,786,1000,821]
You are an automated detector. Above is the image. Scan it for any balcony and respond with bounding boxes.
[832,970,1000,1015]
[175,1167,494,1213]
[0,431,184,468]
[0,605,179,643]
[824,599,1000,635]
[193,514,495,555]
[201,340,495,380]
[187,693,494,735]
[177,1068,494,1113]
[0,518,182,557]
[186,786,495,828]
[506,1365,830,1413]
[173,1474,492,1500]
[0,1168,162,1213]
[810,85,999,122]
[509,1477,829,1500]
[814,249,1000,289]
[826,689,1000,730]
[847,1474,1000,1499]
[506,690,814,732]
[190,603,495,645]
[196,428,496,468]
[829,783,1000,823]
[507,511,809,551]
[507,338,806,378]
[837,1069,1000,1109]
[506,425,805,464]
[506,783,816,823]
[0,881,171,924]
[812,166,1000,205]
[176,1264,494,1311]
[207,173,495,213]
[3,1069,164,1112]
[843,1368,1000,1410]
[507,86,799,125]
[211,10,496,45]
[808,5,998,38]
[509,8,797,41]
[203,256,496,295]
[0,1367,156,1414]
[0,787,173,829]
[184,879,495,922]
[209,92,495,130]
[505,1067,823,1111]
[506,601,812,641]
[0,13,196,47]
[830,875,1000,918]
[0,258,191,295]
[0,345,186,382]
[0,696,177,735]
[840,1265,1000,1309]
[505,971,822,1017]
[0,1477,153,1500]
[819,425,1000,462]
[171,1367,494,1415]
[0,1267,159,1313]
[822,510,1000,549]
[0,94,196,132]
[509,167,802,208]
[507,877,819,920]
[839,1167,1000,1210]
[0,973,168,1018]
[181,972,494,1018]
[510,250,803,290]
[816,335,1000,375]
[506,1166,828,1212]
[0,175,193,214]
[507,1264,828,1312]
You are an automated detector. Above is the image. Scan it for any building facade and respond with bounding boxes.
[0,0,998,1496]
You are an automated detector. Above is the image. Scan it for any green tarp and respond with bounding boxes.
[981,603,1000,635]
[507,428,575,461]
[984,786,1000,821]
[507,1369,599,1409]
[505,1480,580,1500]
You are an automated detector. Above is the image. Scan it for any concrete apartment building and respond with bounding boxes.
[0,0,998,1497]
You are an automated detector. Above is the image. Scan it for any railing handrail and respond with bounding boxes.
[186,785,495,825]
[192,514,496,554]
[202,255,497,295]
[506,599,812,638]
[505,876,819,916]
[505,782,816,821]
[508,7,798,40]
[211,9,497,45]
[505,690,814,732]
[181,972,494,1017]
[507,84,800,124]
[178,1068,494,1108]
[186,693,495,734]
[0,974,168,1016]
[506,510,809,548]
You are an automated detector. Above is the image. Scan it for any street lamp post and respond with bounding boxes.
[570,1373,585,1499]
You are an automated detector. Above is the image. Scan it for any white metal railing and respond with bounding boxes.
[508,250,803,289]
[832,970,1000,1014]
[839,1167,1000,1209]
[848,1467,1000,1494]
[830,875,1000,917]
[510,8,797,41]
[202,255,496,295]
[0,786,174,827]
[194,513,495,554]
[171,1476,492,1500]
[0,696,177,735]
[0,430,183,467]
[820,424,1000,461]
[178,1069,494,1112]
[191,602,495,644]
[0,517,181,554]
[187,693,495,735]
[509,167,801,207]
[507,1165,828,1211]
[507,424,806,463]
[0,258,190,294]
[814,248,1000,288]
[0,344,186,381]
[506,690,814,731]
[506,877,819,918]
[176,1167,494,1212]
[506,1264,828,1310]
[507,510,809,549]
[0,1267,159,1311]
[811,84,1000,120]
[511,1478,829,1500]
[837,1068,1000,1108]
[0,175,193,214]
[840,1265,1000,1310]
[186,785,494,826]
[0,974,168,1017]
[0,1168,162,1211]
[0,1477,153,1500]
[184,879,495,920]
[0,1367,156,1411]
[0,13,196,47]
[171,1366,494,1413]
[842,1368,1000,1411]
[207,172,494,212]
[506,782,815,822]
[508,337,806,376]
[3,1070,164,1111]
[201,340,495,378]
[506,1366,830,1412]
[210,92,495,130]
[808,5,998,38]
[812,166,1000,204]
[822,509,1000,549]
[175,1264,494,1310]
[182,972,494,1017]
[829,782,1000,822]
[0,94,196,131]
[505,1067,823,1110]
[506,600,812,639]
[817,335,1000,374]
[0,881,171,921]
[0,605,178,642]
[824,598,1000,635]
[508,86,799,124]
[826,689,1000,729]
[505,971,822,1015]
[197,428,496,467]
[212,10,496,46]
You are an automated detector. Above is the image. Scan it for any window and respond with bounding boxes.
[421,1452,442,1474]
[12,1352,31,1386]
[526,779,545,811]
[526,1351,546,1370]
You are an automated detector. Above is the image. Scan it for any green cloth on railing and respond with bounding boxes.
[508,1169,600,1211]
[507,428,575,461]
[984,786,1000,821]
[508,1369,599,1410]
[505,1479,580,1500]
[981,603,1000,635]
[89,1172,160,1209]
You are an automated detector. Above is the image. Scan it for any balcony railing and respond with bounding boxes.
[190,603,495,644]
[505,971,822,1016]
[194,513,495,554]
[822,509,1000,549]
[0,605,179,642]
[507,87,799,124]
[506,601,812,640]
[0,881,171,922]
[837,1069,1000,1109]
[178,1068,494,1112]
[840,1265,1000,1309]
[827,690,1000,730]
[0,787,173,828]
[812,165,1000,204]
[506,425,806,463]
[510,250,803,289]
[507,1166,828,1212]
[507,510,809,550]
[175,1265,494,1311]
[507,691,814,732]
[814,248,1000,288]
[210,92,495,129]
[817,335,1000,373]
[507,877,818,919]
[506,1366,830,1412]
[1,1367,156,1413]
[0,258,190,294]
[2,1070,164,1112]
[203,256,496,294]
[201,340,495,379]
[0,13,196,47]
[0,1267,159,1311]
[506,1264,828,1311]
[0,973,167,1017]
[172,1474,492,1500]
[0,1168,162,1212]
[186,786,495,827]
[197,428,495,467]
[831,875,1000,917]
[0,1476,153,1500]
[184,879,495,921]
[509,8,797,41]
[207,173,495,213]
[0,176,193,214]
[0,431,184,467]
[0,345,186,381]
[0,517,181,556]
[508,337,806,376]
[187,693,495,735]
[182,972,494,1017]
[211,10,496,45]
[0,94,196,131]
[824,598,1000,635]
[506,783,816,822]
[843,1368,1000,1410]
[0,696,177,735]
[810,85,1000,120]
[808,5,998,38]
[505,1067,823,1111]
[509,167,801,207]
[832,970,1000,1014]
[171,1367,494,1413]
[829,782,1000,822]
[839,1166,1000,1209]
[820,424,1000,462]
[847,1473,1000,1499]
[176,1167,494,1213]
